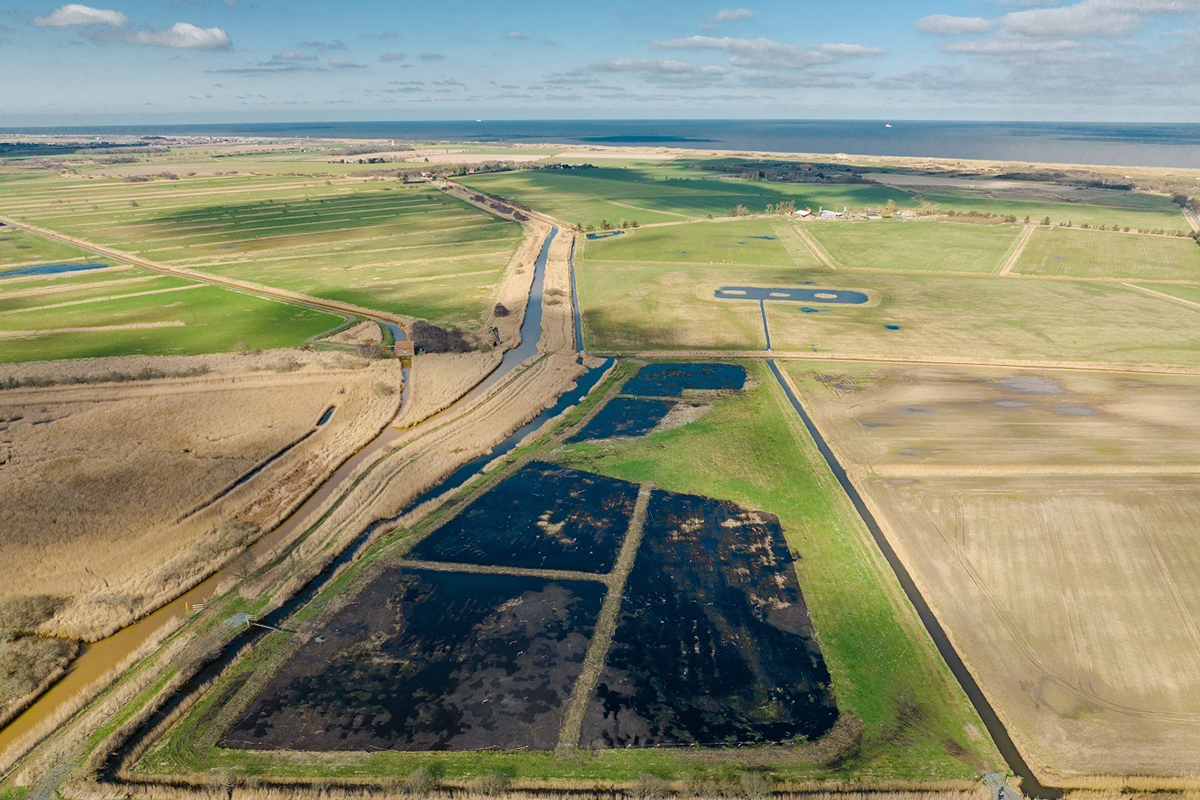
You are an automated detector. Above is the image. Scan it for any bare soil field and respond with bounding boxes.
[784,361,1200,783]
[0,348,401,643]
[785,362,1200,473]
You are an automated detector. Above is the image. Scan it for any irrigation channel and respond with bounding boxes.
[0,225,600,770]
[766,359,1060,800]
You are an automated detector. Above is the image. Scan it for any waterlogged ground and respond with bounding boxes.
[220,372,838,754]
[409,461,638,572]
[582,491,838,748]
[567,397,676,442]
[221,569,604,751]
[622,362,747,397]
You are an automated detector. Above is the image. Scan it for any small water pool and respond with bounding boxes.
[714,286,869,305]
[0,262,108,279]
[586,230,625,240]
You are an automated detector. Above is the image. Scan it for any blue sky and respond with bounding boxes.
[1,0,1198,124]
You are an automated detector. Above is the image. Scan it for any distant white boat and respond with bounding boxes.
[885,123,893,128]
[475,119,482,122]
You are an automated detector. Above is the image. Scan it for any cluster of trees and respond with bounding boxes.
[692,160,867,185]
[411,320,476,354]
[584,219,639,231]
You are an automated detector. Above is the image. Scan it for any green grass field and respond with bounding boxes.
[131,361,1000,784]
[806,219,1023,274]
[917,189,1190,231]
[764,271,1200,366]
[1015,227,1200,281]
[1,175,524,327]
[459,167,913,228]
[574,252,1200,365]
[1131,282,1200,306]
[0,261,341,362]
[0,227,96,268]
[578,219,820,268]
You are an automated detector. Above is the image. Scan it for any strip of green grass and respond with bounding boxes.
[0,228,95,268]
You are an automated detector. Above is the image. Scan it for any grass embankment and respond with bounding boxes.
[0,227,95,268]
[134,361,1000,786]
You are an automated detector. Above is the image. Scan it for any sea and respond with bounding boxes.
[5,120,1200,169]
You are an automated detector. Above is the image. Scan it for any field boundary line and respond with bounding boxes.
[624,350,1200,376]
[792,225,839,269]
[999,224,1036,276]
[607,199,690,219]
[1121,282,1200,311]
[556,482,652,751]
[393,559,606,584]
[0,274,158,300]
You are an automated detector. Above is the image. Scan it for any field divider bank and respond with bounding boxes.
[793,225,839,269]
[395,559,608,585]
[556,482,653,751]
[999,224,1036,276]
[766,359,1058,800]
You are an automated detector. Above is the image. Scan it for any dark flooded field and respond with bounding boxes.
[622,362,747,397]
[567,397,677,442]
[581,490,838,748]
[222,569,605,752]
[0,262,108,278]
[409,462,638,573]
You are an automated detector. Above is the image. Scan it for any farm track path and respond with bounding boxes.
[792,225,839,269]
[999,225,1036,276]
[625,350,1200,377]
[1122,282,1200,311]
[556,482,653,751]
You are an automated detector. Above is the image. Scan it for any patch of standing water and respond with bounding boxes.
[0,262,107,278]
[995,376,1063,394]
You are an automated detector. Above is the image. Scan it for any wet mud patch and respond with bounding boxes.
[993,376,1062,394]
[567,397,677,443]
[222,569,605,752]
[582,490,838,748]
[622,362,747,397]
[409,461,638,573]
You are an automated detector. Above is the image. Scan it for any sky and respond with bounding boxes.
[1,0,1199,125]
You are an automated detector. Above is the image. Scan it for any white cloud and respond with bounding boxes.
[33,4,127,27]
[916,14,995,35]
[713,8,759,22]
[379,51,406,62]
[328,57,365,69]
[418,51,444,60]
[272,50,316,62]
[999,0,1200,38]
[505,31,528,40]
[654,35,885,70]
[590,58,731,76]
[96,22,231,49]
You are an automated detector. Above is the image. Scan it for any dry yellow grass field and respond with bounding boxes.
[0,349,402,643]
[393,350,502,428]
[784,361,1200,783]
[322,321,382,347]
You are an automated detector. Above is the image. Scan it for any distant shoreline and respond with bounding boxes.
[4,119,1200,169]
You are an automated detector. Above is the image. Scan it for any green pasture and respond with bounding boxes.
[1015,227,1200,281]
[917,189,1188,231]
[764,271,1200,366]
[806,219,1023,274]
[0,228,95,268]
[579,219,819,268]
[0,281,340,362]
[1131,282,1200,305]
[1,176,524,327]
[459,167,913,227]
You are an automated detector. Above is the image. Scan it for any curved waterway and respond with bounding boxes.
[0,226,576,762]
[766,360,1059,799]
